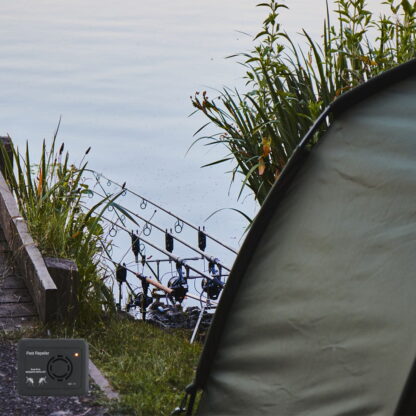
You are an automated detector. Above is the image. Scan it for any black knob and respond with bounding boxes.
[47,355,73,381]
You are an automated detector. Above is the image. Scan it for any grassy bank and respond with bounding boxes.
[86,319,201,415]
[2,318,201,416]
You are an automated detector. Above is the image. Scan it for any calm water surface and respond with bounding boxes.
[0,1,389,254]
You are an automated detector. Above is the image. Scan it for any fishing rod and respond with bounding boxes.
[101,239,219,322]
[130,232,208,283]
[136,272,217,306]
[103,219,224,311]
[113,262,217,307]
[87,168,238,255]
[98,240,137,310]
[102,214,220,282]
[90,180,226,315]
[144,257,200,263]
[100,238,164,318]
[91,187,232,272]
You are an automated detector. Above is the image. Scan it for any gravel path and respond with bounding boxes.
[0,339,110,416]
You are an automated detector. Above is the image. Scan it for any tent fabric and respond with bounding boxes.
[194,62,416,415]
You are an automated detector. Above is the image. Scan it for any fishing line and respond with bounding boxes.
[90,187,231,271]
[100,215,215,280]
[89,181,138,265]
[85,168,238,254]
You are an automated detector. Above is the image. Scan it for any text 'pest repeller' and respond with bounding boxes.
[17,338,89,396]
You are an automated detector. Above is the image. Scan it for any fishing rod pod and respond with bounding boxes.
[89,173,232,314]
[110,221,225,306]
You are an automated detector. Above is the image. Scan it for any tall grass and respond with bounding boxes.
[0,125,119,328]
[192,0,416,205]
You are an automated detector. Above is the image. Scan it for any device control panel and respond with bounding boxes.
[17,338,89,396]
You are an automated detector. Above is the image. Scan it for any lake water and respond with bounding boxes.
[0,1,390,307]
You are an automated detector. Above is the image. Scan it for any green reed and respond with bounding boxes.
[192,0,416,206]
[0,122,120,328]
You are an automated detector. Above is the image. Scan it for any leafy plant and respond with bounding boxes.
[192,0,416,205]
[0,123,120,327]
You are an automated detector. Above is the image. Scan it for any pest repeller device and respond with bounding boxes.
[17,338,89,396]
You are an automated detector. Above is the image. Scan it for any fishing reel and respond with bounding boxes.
[168,278,188,303]
[126,292,153,312]
[202,260,224,300]
[168,262,188,303]
[202,277,223,300]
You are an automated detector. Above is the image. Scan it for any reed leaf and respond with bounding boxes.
[0,127,119,328]
[191,0,416,206]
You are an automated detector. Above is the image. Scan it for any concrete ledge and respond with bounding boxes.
[0,171,57,322]
[44,257,79,320]
[89,359,119,400]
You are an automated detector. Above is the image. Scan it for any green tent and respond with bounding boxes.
[176,59,416,416]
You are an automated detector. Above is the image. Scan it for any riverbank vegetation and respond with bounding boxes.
[0,126,118,328]
[192,0,416,205]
